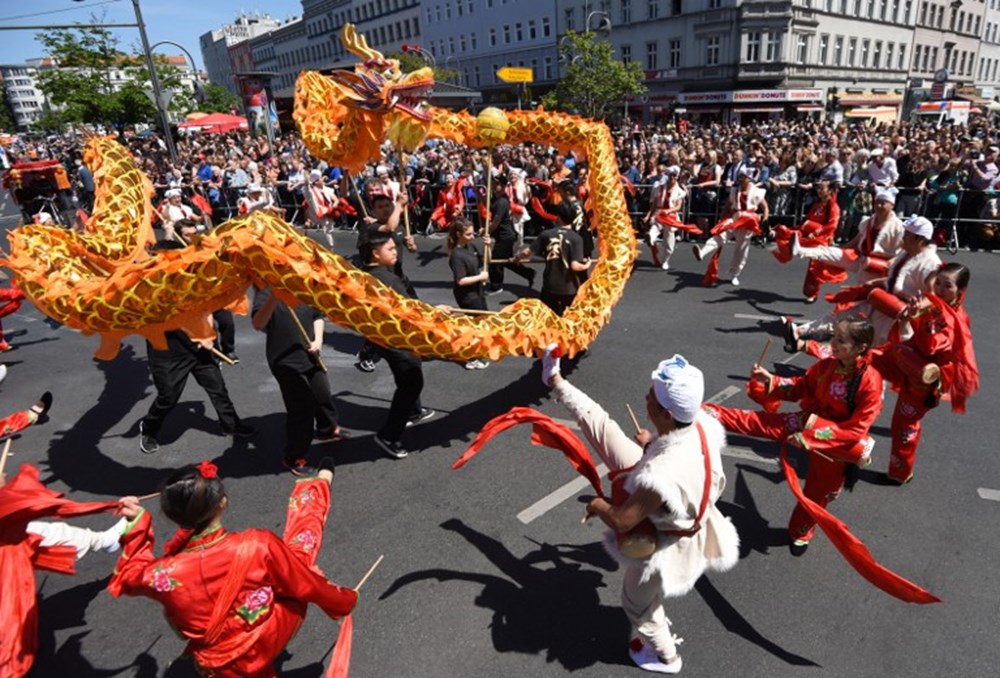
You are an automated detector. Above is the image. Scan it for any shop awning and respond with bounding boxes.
[954,91,990,106]
[733,106,783,113]
[797,104,825,112]
[839,97,902,107]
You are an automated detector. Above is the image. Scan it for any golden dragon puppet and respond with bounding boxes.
[4,24,637,362]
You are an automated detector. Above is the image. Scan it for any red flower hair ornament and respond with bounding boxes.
[195,460,218,479]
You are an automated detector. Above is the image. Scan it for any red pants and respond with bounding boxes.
[886,396,930,483]
[707,404,848,543]
[0,410,35,438]
[772,226,847,298]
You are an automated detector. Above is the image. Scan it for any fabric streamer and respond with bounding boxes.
[778,443,941,604]
[326,614,354,678]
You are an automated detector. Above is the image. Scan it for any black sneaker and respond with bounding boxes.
[231,422,257,439]
[139,421,160,455]
[316,456,336,478]
[405,407,436,427]
[315,426,348,444]
[356,359,376,373]
[283,456,317,477]
[374,434,408,459]
[226,353,240,364]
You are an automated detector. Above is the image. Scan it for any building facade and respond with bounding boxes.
[199,13,283,98]
[975,0,1000,99]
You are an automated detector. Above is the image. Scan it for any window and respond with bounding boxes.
[449,36,456,54]
[474,65,481,86]
[471,33,477,49]
[529,20,537,39]
[886,42,895,70]
[818,34,829,65]
[706,35,720,65]
[458,1,464,16]
[542,17,551,37]
[621,44,632,64]
[841,0,848,12]
[709,0,721,7]
[622,0,632,23]
[767,32,782,62]
[976,16,981,35]
[745,32,761,62]
[873,41,882,68]
[854,0,862,14]
[460,34,467,51]
[544,56,553,79]
[797,34,809,63]
[960,51,967,75]
[879,0,887,20]
[670,38,681,67]
[671,0,682,15]
[648,0,659,19]
[489,28,496,46]
[903,0,911,22]
[647,41,658,69]
[834,36,844,65]
[920,1,927,25]
[503,25,511,43]
[565,8,575,30]
[516,23,523,41]
[861,39,870,67]
[848,37,857,66]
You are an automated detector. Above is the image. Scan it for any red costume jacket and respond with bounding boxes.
[0,465,118,677]
[108,479,357,677]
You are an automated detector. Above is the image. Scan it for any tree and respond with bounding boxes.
[192,82,241,115]
[541,31,646,120]
[33,21,187,132]
[0,86,16,133]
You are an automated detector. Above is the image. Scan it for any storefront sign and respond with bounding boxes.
[678,89,823,104]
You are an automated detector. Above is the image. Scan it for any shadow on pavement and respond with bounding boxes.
[695,577,820,667]
[716,467,789,559]
[380,518,631,671]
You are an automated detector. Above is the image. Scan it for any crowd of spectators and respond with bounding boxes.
[6,115,1000,250]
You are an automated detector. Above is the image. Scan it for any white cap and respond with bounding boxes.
[650,355,705,424]
[165,188,182,198]
[376,165,389,176]
[874,187,898,205]
[870,148,884,157]
[309,169,323,181]
[665,165,681,176]
[247,183,262,193]
[738,166,755,179]
[903,215,933,240]
[33,211,54,225]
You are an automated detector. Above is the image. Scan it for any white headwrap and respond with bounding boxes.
[247,183,262,193]
[650,355,705,424]
[309,169,323,181]
[875,187,897,205]
[903,215,933,240]
[165,188,182,199]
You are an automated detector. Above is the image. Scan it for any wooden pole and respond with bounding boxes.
[284,304,328,373]
[625,403,642,434]
[397,150,411,238]
[354,554,385,592]
[483,154,494,273]
[137,492,161,502]
[209,346,236,366]
[347,171,369,220]
[0,439,12,477]
[449,307,498,316]
[755,338,772,367]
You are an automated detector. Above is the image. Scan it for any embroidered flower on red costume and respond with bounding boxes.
[291,530,318,553]
[783,412,801,432]
[237,586,274,625]
[150,563,181,593]
[829,379,848,400]
[196,460,218,479]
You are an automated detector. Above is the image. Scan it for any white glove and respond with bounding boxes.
[541,343,562,385]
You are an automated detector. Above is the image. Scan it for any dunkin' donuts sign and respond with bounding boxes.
[679,89,823,104]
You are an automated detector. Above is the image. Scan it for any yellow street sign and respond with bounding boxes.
[497,66,534,83]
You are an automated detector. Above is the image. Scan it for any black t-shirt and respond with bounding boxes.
[490,194,516,241]
[448,242,484,305]
[366,263,418,300]
[531,226,585,296]
[358,220,408,280]
[252,286,323,370]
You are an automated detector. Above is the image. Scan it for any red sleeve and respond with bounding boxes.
[825,367,883,441]
[107,509,156,597]
[910,311,954,359]
[767,370,811,402]
[262,532,358,619]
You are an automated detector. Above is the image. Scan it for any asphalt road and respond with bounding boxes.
[4,199,998,678]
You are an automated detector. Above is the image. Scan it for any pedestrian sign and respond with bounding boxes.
[497,67,534,83]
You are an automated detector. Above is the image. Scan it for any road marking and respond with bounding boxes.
[977,488,1000,501]
[733,313,780,321]
[723,445,777,465]
[10,313,37,323]
[778,351,800,365]
[517,385,745,524]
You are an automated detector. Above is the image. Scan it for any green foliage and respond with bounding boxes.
[389,51,459,84]
[192,82,241,115]
[540,31,646,120]
[33,22,191,131]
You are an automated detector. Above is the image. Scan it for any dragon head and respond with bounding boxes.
[326,24,435,122]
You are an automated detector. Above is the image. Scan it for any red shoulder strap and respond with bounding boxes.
[664,422,713,538]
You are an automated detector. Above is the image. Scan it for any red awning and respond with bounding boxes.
[177,112,249,134]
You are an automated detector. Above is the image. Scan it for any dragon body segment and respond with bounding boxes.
[5,25,636,361]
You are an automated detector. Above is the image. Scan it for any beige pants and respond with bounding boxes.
[700,229,753,278]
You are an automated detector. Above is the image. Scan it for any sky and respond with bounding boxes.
[0,0,303,69]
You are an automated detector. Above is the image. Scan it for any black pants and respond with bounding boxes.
[142,348,239,437]
[541,290,576,317]
[375,346,424,443]
[488,235,534,289]
[212,309,235,355]
[271,362,339,459]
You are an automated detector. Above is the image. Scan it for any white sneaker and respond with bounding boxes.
[629,642,683,674]
[858,437,875,467]
[660,261,670,271]
[0,364,6,385]
[648,224,661,246]
[730,276,741,287]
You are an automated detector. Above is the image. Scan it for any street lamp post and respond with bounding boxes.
[129,0,177,163]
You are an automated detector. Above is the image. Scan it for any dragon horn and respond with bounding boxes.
[340,23,383,62]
